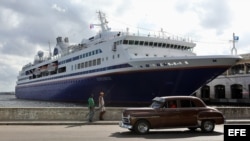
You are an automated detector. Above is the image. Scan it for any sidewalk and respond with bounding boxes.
[0,119,249,125]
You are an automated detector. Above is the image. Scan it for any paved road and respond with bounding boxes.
[0,124,225,141]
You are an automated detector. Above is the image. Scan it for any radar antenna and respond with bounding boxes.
[231,33,239,55]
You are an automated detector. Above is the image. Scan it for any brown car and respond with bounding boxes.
[119,96,225,134]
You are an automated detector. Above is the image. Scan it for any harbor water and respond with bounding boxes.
[0,93,85,107]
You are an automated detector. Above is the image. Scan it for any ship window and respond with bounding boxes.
[123,40,128,44]
[149,42,153,46]
[97,58,101,65]
[93,59,97,66]
[113,55,115,59]
[66,58,71,63]
[129,40,134,45]
[117,54,120,58]
[162,43,166,47]
[134,53,138,56]
[139,41,144,45]
[134,40,139,45]
[174,45,177,48]
[83,54,85,58]
[85,62,88,68]
[81,63,84,68]
[78,64,81,69]
[89,60,92,67]
[146,54,149,56]
[58,67,66,73]
[153,42,158,46]
[144,41,149,46]
[166,44,170,48]
[170,44,174,48]
[92,50,95,55]
[158,43,162,47]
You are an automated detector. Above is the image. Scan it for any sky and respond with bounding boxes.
[1,0,250,92]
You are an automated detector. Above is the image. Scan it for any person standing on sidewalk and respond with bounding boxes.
[98,91,106,120]
[88,94,95,122]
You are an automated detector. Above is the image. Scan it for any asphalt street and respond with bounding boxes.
[0,124,226,141]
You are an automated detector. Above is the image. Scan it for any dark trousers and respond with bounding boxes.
[99,111,105,120]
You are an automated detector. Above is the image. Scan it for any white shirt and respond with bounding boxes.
[99,95,105,111]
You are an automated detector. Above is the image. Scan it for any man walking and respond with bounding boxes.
[88,94,95,122]
[98,91,106,120]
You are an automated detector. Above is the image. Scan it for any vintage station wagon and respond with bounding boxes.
[119,96,225,134]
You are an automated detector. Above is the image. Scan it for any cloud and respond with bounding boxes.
[176,0,232,35]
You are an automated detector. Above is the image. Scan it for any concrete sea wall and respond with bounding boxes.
[0,107,249,121]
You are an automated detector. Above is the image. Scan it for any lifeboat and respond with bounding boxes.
[47,63,58,72]
[33,68,41,75]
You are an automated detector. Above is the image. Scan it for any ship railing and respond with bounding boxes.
[122,31,193,43]
[107,28,194,43]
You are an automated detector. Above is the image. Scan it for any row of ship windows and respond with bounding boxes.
[59,49,102,65]
[72,58,101,70]
[72,54,121,71]
[117,39,192,50]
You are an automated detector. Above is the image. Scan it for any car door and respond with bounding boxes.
[156,100,182,127]
[177,99,199,126]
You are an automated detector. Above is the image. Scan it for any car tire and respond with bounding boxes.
[200,120,215,132]
[134,120,150,134]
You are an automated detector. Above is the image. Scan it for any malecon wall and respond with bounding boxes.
[0,107,249,121]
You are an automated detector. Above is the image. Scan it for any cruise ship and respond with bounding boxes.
[15,11,242,106]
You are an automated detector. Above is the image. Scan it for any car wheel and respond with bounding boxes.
[134,120,150,134]
[200,120,215,132]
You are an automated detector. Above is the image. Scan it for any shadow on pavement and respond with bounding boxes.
[110,129,223,139]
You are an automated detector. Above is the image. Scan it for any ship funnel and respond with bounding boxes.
[56,37,63,43]
[64,37,69,43]
[55,36,69,51]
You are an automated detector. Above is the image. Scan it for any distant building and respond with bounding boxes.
[195,53,250,105]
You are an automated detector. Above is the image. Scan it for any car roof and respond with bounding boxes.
[157,96,201,101]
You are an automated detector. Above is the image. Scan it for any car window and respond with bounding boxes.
[163,100,177,108]
[180,100,196,108]
[150,101,163,108]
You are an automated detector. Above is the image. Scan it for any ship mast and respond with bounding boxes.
[91,11,111,32]
[97,11,111,32]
